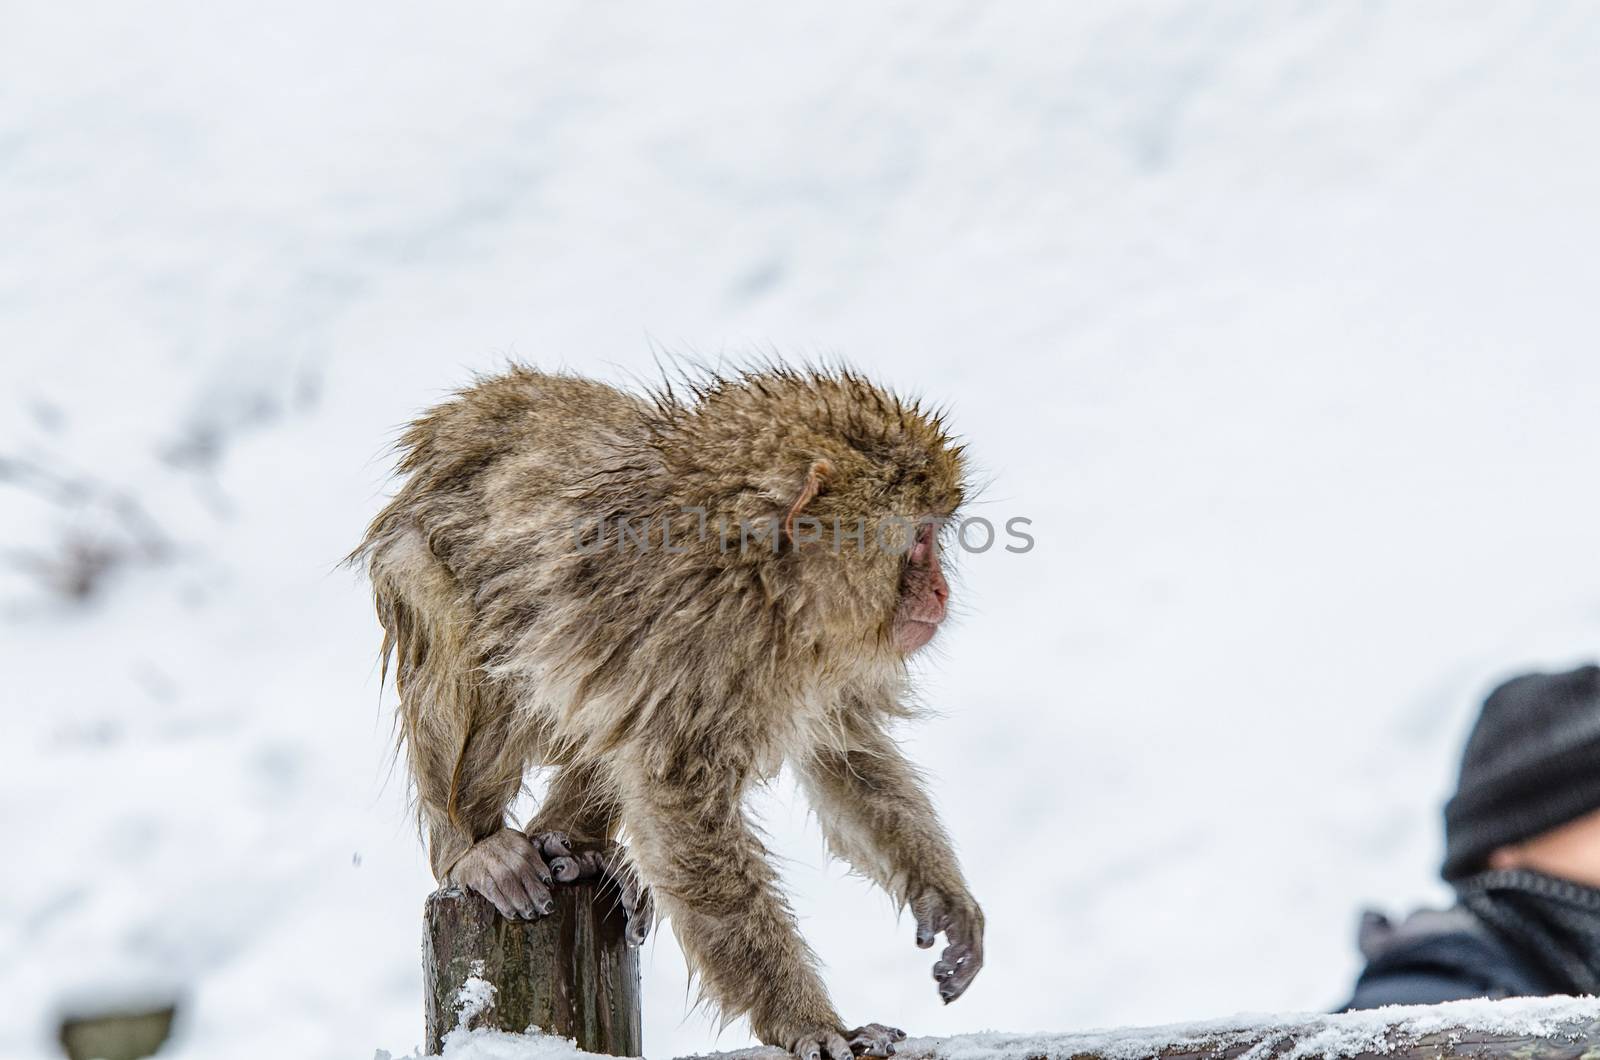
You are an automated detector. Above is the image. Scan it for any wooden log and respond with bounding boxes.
[424,883,641,1056]
[891,1019,1600,1060]
[674,1001,1600,1060]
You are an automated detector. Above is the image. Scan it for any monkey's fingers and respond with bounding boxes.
[932,934,982,1004]
[789,1031,853,1060]
[499,846,558,919]
[570,848,612,881]
[529,830,577,882]
[529,835,654,943]
[457,830,558,921]
[480,832,563,922]
[846,1023,906,1057]
[622,875,654,946]
[590,846,651,945]
[911,893,950,950]
[531,831,612,885]
[475,876,523,921]
[582,844,653,945]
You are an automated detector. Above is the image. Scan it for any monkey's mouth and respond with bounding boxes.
[895,619,940,654]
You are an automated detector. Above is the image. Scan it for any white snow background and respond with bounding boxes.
[4,2,1600,1058]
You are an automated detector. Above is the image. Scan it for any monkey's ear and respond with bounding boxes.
[782,459,833,544]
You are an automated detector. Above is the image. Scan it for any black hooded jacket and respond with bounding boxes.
[1344,906,1561,1010]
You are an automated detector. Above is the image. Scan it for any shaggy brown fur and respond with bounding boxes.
[353,364,984,1059]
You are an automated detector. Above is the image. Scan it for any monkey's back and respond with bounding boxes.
[365,368,647,570]
[356,369,660,727]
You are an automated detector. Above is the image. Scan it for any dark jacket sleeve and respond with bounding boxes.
[1344,931,1548,1010]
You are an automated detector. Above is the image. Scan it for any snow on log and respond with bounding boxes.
[670,997,1600,1060]
[423,884,641,1057]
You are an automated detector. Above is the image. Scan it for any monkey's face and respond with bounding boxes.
[892,520,950,655]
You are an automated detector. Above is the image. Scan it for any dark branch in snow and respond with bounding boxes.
[0,453,176,603]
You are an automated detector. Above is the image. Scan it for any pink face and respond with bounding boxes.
[892,521,950,654]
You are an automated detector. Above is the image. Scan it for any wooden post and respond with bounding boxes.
[424,884,641,1056]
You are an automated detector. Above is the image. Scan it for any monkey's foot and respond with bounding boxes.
[526,831,654,946]
[449,828,558,922]
[847,1023,907,1058]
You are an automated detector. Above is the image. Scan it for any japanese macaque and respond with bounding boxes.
[353,365,983,1059]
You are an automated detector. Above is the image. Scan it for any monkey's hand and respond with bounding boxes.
[527,831,654,946]
[787,1023,906,1060]
[912,884,985,1003]
[447,828,559,921]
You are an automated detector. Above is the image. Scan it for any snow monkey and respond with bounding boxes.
[354,365,983,1059]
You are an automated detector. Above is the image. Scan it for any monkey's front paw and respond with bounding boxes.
[449,829,558,922]
[527,831,654,946]
[911,888,985,1003]
[846,1023,907,1057]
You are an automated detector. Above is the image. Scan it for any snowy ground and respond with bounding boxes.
[4,3,1600,1058]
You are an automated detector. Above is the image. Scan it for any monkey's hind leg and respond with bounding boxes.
[406,656,569,922]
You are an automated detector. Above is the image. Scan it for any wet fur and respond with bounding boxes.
[353,364,978,1048]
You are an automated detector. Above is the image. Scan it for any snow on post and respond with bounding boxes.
[423,884,641,1057]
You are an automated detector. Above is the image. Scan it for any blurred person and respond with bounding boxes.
[1347,663,1600,1008]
